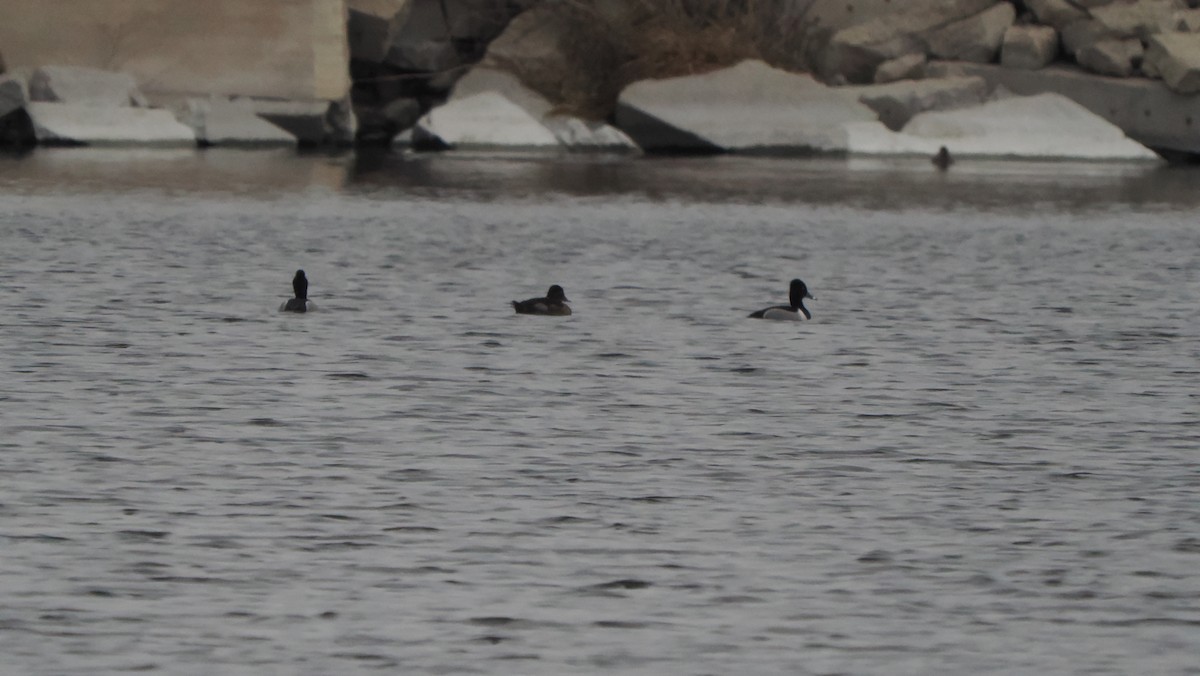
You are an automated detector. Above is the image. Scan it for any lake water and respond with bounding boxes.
[1,148,1198,675]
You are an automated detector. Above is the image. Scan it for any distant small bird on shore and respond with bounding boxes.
[281,269,311,313]
[933,146,953,170]
[749,279,814,321]
[512,285,571,316]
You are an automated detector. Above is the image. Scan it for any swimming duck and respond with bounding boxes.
[749,279,813,320]
[933,146,953,170]
[512,285,571,316]
[281,269,312,313]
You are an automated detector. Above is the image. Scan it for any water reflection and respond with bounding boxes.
[2,147,1198,213]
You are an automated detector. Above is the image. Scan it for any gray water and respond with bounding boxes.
[1,148,1198,675]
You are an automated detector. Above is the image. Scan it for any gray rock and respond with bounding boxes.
[1076,38,1144,77]
[384,39,461,72]
[1060,18,1112,56]
[27,66,147,108]
[874,53,928,83]
[25,101,195,145]
[1144,32,1200,93]
[1001,25,1059,70]
[616,60,880,154]
[348,7,393,63]
[922,2,1016,63]
[843,76,991,130]
[816,0,998,83]
[1089,0,1186,40]
[1025,0,1088,28]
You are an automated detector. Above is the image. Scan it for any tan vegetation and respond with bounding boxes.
[489,0,770,119]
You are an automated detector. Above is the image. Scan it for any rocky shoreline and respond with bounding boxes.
[0,0,1197,162]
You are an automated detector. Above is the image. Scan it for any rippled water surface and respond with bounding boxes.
[2,149,1198,675]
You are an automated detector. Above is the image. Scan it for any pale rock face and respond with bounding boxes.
[26,101,195,145]
[414,92,560,149]
[28,66,147,108]
[1144,32,1200,93]
[1077,38,1145,78]
[923,2,1017,63]
[616,60,879,154]
[1001,25,1059,70]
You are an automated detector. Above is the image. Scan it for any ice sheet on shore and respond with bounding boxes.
[414,92,560,149]
[845,92,1159,161]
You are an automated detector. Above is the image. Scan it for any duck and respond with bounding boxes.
[749,279,814,320]
[280,269,313,313]
[512,285,571,316]
[932,145,953,170]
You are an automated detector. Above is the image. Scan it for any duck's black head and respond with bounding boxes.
[789,279,813,308]
[547,285,568,302]
[293,270,308,300]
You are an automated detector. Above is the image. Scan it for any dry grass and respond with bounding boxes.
[490,0,768,119]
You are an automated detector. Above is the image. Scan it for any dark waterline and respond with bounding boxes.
[3,147,1200,213]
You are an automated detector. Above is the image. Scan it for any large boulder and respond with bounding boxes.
[615,60,879,154]
[412,92,560,150]
[173,97,297,146]
[842,76,991,130]
[1000,25,1059,70]
[1144,32,1200,93]
[25,102,195,145]
[845,92,1158,160]
[922,2,1016,63]
[1076,38,1144,77]
[27,66,148,107]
